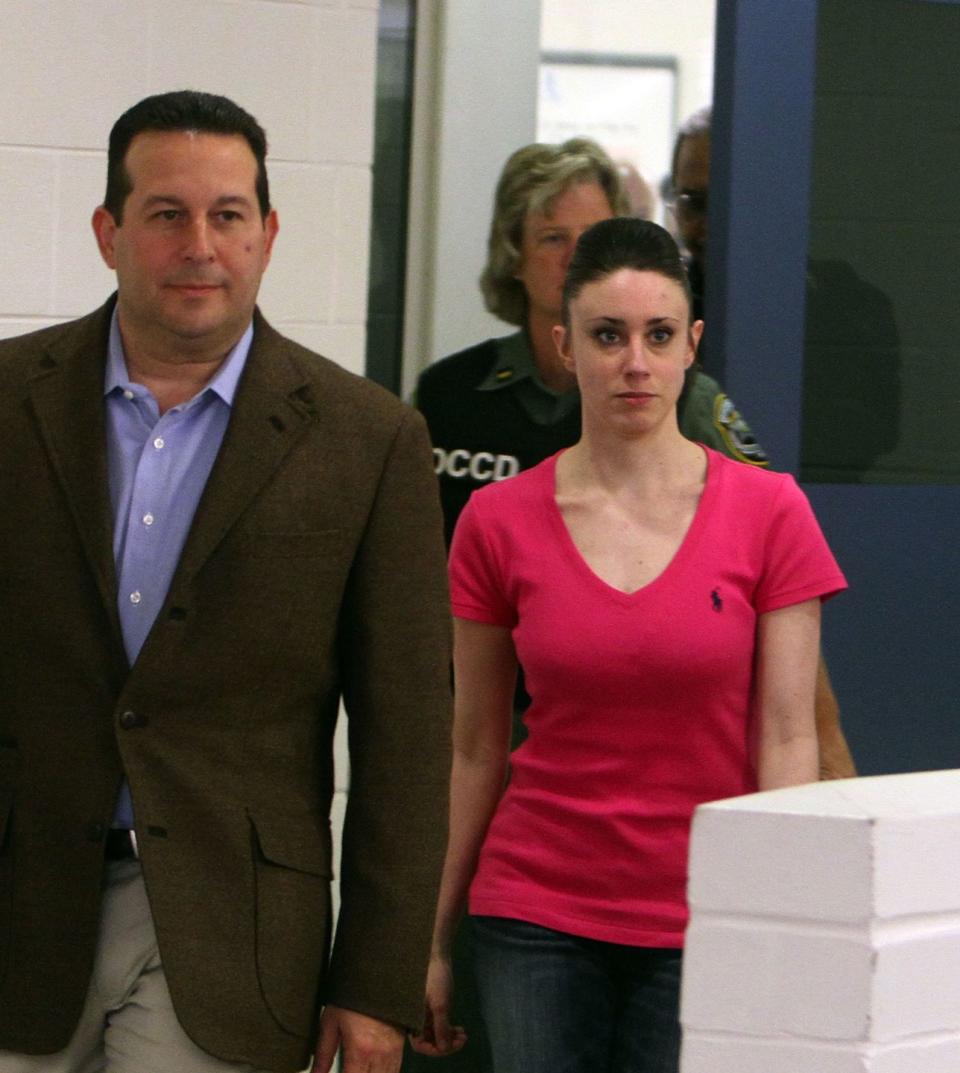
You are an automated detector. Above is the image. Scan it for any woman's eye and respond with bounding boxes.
[595,329,620,345]
[650,328,673,343]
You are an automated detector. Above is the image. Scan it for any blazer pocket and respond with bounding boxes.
[249,811,332,1037]
[251,809,332,877]
[234,529,343,560]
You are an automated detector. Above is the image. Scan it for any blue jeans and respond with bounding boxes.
[471,916,682,1073]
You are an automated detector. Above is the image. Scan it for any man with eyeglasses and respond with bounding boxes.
[669,106,712,331]
[666,107,763,467]
[660,105,768,468]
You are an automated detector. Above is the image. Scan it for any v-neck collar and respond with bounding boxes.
[544,446,716,602]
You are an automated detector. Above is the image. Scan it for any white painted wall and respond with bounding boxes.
[0,0,382,907]
[402,0,542,393]
[0,0,377,377]
[540,0,716,125]
[404,0,715,390]
[683,771,960,1072]
[539,0,716,224]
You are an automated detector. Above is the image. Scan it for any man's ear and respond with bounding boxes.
[91,206,119,270]
[552,323,575,372]
[261,208,279,266]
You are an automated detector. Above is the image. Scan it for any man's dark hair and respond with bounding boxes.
[670,105,711,192]
[104,90,270,224]
[561,217,693,327]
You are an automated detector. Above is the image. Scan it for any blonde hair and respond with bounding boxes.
[480,138,630,326]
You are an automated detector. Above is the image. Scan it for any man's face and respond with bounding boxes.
[672,132,710,266]
[92,130,278,360]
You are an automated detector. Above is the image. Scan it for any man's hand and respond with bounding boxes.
[313,1005,405,1073]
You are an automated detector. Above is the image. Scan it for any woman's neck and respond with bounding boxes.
[526,308,576,394]
[561,423,705,497]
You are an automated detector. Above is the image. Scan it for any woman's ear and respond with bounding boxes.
[553,323,575,372]
[686,319,705,368]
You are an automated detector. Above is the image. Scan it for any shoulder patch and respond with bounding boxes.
[712,394,769,466]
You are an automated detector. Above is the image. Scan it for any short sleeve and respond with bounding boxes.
[754,475,847,614]
[448,493,518,627]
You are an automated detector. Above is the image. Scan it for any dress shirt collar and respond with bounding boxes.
[103,307,254,408]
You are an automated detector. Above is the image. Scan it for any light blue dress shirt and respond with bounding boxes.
[103,310,253,828]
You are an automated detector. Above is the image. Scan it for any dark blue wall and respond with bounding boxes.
[711,0,960,775]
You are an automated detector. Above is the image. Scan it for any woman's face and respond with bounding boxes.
[553,268,703,435]
[515,181,613,323]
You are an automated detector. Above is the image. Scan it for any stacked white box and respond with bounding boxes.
[681,770,960,1072]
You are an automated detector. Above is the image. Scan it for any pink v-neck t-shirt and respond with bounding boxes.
[449,447,847,948]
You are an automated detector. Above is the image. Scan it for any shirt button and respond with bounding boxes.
[153,437,165,450]
[129,590,142,605]
[123,389,135,401]
[142,513,154,527]
[119,710,147,730]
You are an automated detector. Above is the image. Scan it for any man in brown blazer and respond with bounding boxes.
[0,91,451,1073]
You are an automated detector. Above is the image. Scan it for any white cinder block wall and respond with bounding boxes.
[0,0,382,908]
[682,770,960,1072]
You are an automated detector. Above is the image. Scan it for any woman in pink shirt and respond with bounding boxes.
[412,217,846,1073]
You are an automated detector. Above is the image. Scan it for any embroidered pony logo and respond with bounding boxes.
[711,589,723,613]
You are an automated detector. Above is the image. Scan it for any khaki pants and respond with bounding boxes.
[0,860,274,1073]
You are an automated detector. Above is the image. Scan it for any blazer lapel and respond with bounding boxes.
[25,306,319,640]
[26,303,121,638]
[170,313,320,586]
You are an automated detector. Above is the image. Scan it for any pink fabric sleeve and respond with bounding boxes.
[754,475,847,614]
[448,494,518,627]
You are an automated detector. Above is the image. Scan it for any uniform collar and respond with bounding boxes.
[477,331,543,392]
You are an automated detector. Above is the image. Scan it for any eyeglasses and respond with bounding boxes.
[668,191,708,221]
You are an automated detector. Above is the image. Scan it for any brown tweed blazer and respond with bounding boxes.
[0,299,452,1072]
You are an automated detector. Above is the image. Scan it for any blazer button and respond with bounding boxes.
[119,710,147,730]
